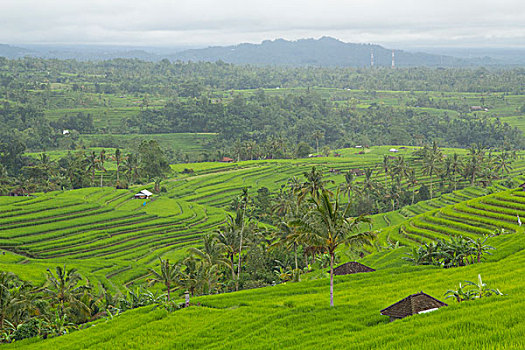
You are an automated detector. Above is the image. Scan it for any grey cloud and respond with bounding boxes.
[0,0,524,47]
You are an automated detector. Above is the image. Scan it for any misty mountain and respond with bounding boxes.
[0,38,505,67]
[169,37,495,67]
[0,44,33,59]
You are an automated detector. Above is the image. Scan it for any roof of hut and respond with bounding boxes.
[380,292,447,319]
[333,262,375,275]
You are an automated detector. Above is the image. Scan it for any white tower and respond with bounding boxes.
[392,50,395,68]
[370,49,374,67]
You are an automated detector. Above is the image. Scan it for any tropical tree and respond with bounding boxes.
[407,168,418,205]
[44,266,90,318]
[296,166,333,202]
[85,151,97,185]
[292,191,375,307]
[311,130,324,153]
[147,258,180,301]
[468,236,495,263]
[216,215,241,282]
[97,149,106,187]
[124,153,140,184]
[449,153,463,191]
[421,142,442,199]
[382,155,390,188]
[114,148,123,187]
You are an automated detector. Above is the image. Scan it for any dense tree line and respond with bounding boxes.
[126,92,523,156]
[1,57,524,95]
[0,142,170,194]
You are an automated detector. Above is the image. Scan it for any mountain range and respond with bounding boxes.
[0,37,518,67]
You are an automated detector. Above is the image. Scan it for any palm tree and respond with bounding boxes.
[361,167,377,201]
[449,153,463,191]
[406,168,418,205]
[293,191,375,307]
[296,166,333,202]
[236,188,249,288]
[98,150,106,187]
[85,151,97,185]
[216,215,241,283]
[421,143,442,199]
[188,233,230,270]
[311,130,324,153]
[44,266,90,318]
[147,258,180,301]
[382,155,390,188]
[114,148,123,187]
[495,152,512,176]
[124,153,140,185]
[340,170,356,205]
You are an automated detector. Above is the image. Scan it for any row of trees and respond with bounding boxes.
[0,140,171,194]
[236,145,518,227]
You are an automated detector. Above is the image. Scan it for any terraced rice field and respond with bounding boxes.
[383,189,525,246]
[0,188,228,290]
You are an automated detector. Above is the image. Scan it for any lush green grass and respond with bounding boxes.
[8,233,525,349]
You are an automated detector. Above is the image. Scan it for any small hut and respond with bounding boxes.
[333,262,375,276]
[380,292,447,322]
[134,189,153,199]
[220,157,234,163]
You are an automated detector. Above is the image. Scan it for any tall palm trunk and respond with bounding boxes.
[294,243,298,271]
[429,174,433,199]
[237,202,247,291]
[230,253,235,281]
[329,252,334,307]
[116,160,120,186]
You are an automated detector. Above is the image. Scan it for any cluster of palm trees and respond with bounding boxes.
[145,170,376,308]
[0,267,111,342]
[2,148,146,194]
[338,143,517,216]
[403,236,495,268]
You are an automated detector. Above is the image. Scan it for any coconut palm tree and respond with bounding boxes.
[382,155,390,188]
[114,148,123,187]
[406,168,418,205]
[98,150,106,187]
[124,153,140,185]
[147,258,181,301]
[85,151,97,185]
[296,166,333,202]
[216,215,241,282]
[495,152,512,176]
[44,266,90,318]
[311,130,324,153]
[449,153,463,191]
[292,191,375,307]
[421,143,442,199]
[188,233,230,270]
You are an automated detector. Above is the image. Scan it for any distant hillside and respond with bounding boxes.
[0,44,33,59]
[169,37,488,67]
[0,38,505,67]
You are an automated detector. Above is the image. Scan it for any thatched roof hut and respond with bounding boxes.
[333,262,375,275]
[380,292,447,322]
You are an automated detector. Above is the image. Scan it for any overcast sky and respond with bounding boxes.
[2,0,524,48]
